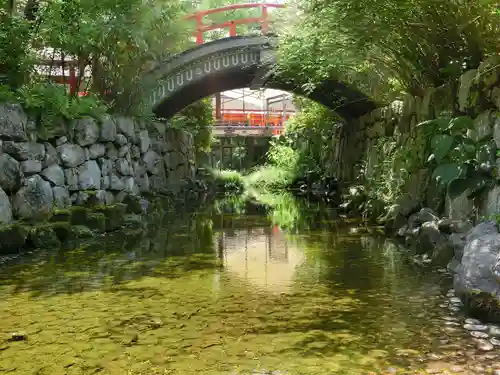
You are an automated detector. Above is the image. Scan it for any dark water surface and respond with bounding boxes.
[0,195,497,374]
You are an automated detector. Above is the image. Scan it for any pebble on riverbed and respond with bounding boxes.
[464,323,489,332]
[470,331,489,339]
[7,332,27,342]
[475,338,494,351]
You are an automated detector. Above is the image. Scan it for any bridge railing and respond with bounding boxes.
[213,108,294,129]
[186,3,285,45]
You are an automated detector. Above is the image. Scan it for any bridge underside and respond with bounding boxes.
[154,65,259,119]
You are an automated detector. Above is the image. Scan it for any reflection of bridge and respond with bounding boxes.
[214,226,304,293]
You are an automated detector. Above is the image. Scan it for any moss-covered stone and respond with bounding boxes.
[51,222,72,242]
[85,213,107,232]
[93,204,127,231]
[123,214,143,229]
[0,223,29,254]
[49,209,72,223]
[122,195,144,214]
[29,225,61,249]
[69,225,94,240]
[70,206,89,226]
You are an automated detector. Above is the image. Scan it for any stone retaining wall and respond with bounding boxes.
[0,103,195,225]
[336,56,500,219]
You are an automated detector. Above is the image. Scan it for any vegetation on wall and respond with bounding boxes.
[169,99,214,154]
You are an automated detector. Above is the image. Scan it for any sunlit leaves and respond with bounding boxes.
[275,0,500,100]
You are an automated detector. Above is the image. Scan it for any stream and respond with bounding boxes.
[0,194,499,374]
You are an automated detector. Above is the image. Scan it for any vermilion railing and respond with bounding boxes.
[186,3,285,45]
[214,109,293,134]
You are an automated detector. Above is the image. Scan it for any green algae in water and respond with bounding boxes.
[0,204,487,374]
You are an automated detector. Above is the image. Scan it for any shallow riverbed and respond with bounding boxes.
[0,196,498,374]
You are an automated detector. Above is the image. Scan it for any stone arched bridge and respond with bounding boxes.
[141,4,377,120]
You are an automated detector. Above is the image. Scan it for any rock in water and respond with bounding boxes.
[452,221,500,322]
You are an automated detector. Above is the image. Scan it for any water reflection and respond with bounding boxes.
[216,227,305,293]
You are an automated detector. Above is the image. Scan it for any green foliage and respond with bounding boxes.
[419,116,494,200]
[205,168,245,194]
[245,166,295,192]
[0,7,32,89]
[19,83,108,124]
[268,99,341,173]
[169,99,214,153]
[276,0,500,100]
[0,0,192,116]
[358,137,410,219]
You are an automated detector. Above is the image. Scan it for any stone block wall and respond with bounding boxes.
[336,56,500,219]
[0,103,195,225]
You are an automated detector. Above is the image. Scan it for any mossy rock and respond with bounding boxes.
[93,204,127,231]
[123,214,143,229]
[68,225,94,240]
[29,224,61,249]
[0,223,29,254]
[49,209,72,223]
[123,228,145,250]
[122,195,145,214]
[85,213,107,232]
[70,206,89,226]
[51,222,72,242]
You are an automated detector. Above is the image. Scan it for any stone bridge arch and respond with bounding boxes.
[142,36,377,120]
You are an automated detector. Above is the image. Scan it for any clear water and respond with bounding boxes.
[0,195,496,374]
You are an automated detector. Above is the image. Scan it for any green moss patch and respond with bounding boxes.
[0,223,29,254]
[85,213,107,232]
[50,222,72,242]
[70,206,89,226]
[29,224,61,249]
[93,204,127,231]
[49,209,72,223]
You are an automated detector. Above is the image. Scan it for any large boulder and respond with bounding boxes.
[78,160,102,190]
[52,186,70,208]
[57,143,85,168]
[0,153,23,193]
[88,143,106,159]
[452,221,500,322]
[116,158,133,176]
[64,168,79,191]
[116,117,135,139]
[0,187,13,224]
[139,130,151,154]
[41,164,65,186]
[0,103,28,141]
[73,117,99,146]
[12,174,53,220]
[3,141,45,161]
[20,160,42,174]
[142,150,161,174]
[43,142,59,168]
[100,117,117,142]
